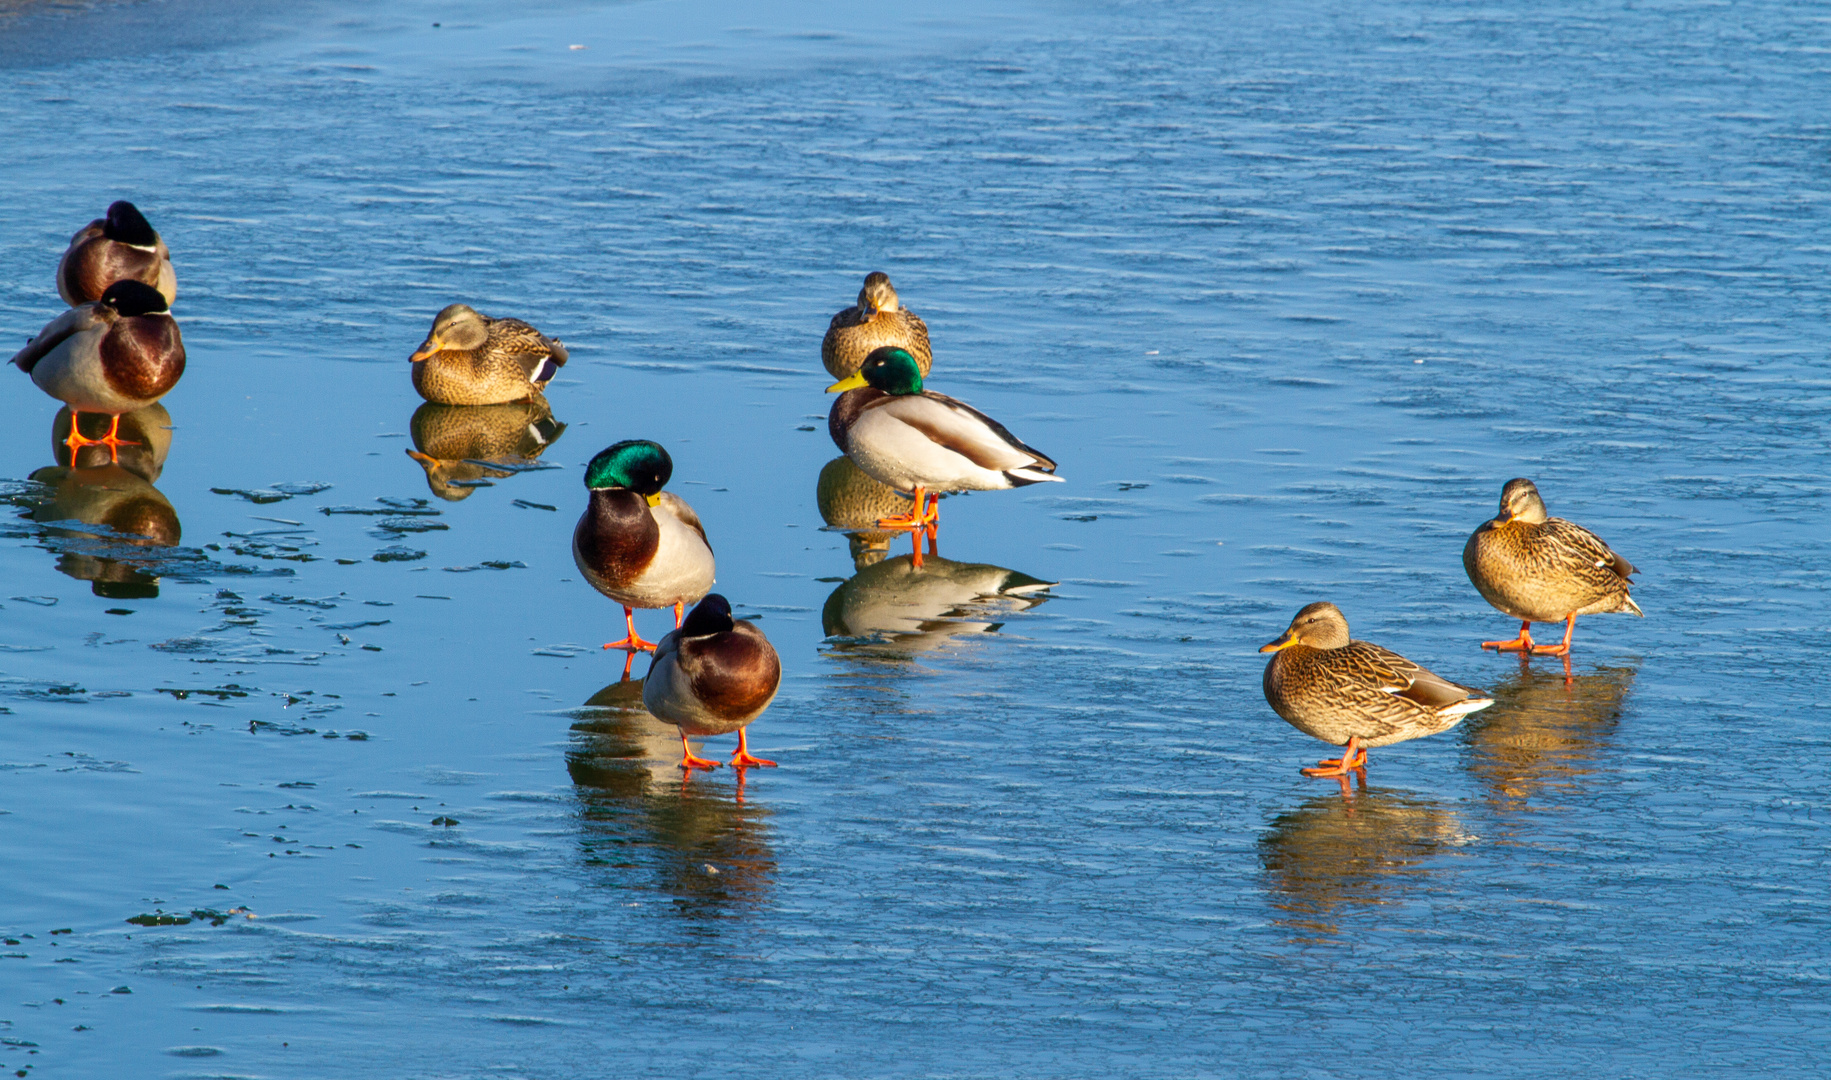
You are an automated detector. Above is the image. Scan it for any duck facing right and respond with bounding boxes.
[1463,478,1642,657]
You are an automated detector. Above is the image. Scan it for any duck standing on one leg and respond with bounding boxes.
[409,303,568,405]
[821,271,932,380]
[1261,602,1493,785]
[644,594,782,771]
[826,346,1062,566]
[57,200,177,307]
[1463,478,1642,657]
[10,281,185,463]
[573,440,715,673]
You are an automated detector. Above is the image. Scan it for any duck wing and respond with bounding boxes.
[487,317,568,380]
[899,310,933,368]
[11,304,102,374]
[656,492,712,554]
[881,391,1058,475]
[1543,518,1636,580]
[1344,641,1486,710]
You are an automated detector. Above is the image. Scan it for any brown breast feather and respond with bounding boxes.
[101,316,185,402]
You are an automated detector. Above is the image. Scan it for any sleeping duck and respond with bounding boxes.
[410,304,568,405]
[57,200,177,307]
[573,440,715,665]
[643,594,781,771]
[11,280,185,461]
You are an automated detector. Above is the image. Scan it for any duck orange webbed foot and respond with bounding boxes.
[729,730,776,769]
[64,412,139,464]
[602,605,660,652]
[678,733,720,771]
[1300,738,1367,778]
[1482,620,1537,652]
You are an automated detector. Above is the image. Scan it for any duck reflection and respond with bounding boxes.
[822,552,1055,657]
[817,455,911,568]
[404,397,565,501]
[1259,788,1474,940]
[1463,661,1638,811]
[566,678,775,918]
[25,405,180,599]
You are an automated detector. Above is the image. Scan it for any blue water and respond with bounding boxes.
[1,0,1828,1075]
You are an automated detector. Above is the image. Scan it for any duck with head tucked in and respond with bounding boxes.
[410,303,568,405]
[57,200,177,307]
[574,440,715,667]
[1261,602,1493,782]
[644,594,781,771]
[821,271,932,380]
[1463,478,1642,657]
[826,346,1061,565]
[11,280,185,462]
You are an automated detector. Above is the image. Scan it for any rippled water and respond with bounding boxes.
[2,0,1828,1075]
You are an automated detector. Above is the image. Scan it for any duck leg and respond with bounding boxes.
[1301,736,1367,778]
[678,731,720,771]
[876,485,937,531]
[729,728,777,770]
[674,601,685,628]
[602,606,660,653]
[1530,614,1577,657]
[63,411,140,464]
[1482,620,1537,653]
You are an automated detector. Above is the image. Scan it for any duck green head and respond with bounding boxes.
[103,200,158,249]
[825,346,924,395]
[585,440,672,505]
[679,593,735,638]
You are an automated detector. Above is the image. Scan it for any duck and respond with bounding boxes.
[573,440,715,671]
[57,200,177,307]
[1463,478,1642,657]
[821,272,933,380]
[409,303,568,405]
[1261,602,1493,781]
[10,280,185,461]
[826,346,1061,565]
[643,594,781,771]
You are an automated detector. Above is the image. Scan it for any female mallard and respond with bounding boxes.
[1261,602,1493,780]
[574,440,715,664]
[826,347,1061,562]
[409,303,568,405]
[643,594,781,770]
[821,272,933,380]
[1463,478,1642,656]
[57,200,177,307]
[10,280,184,461]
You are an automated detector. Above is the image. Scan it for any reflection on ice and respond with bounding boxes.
[1259,788,1475,940]
[566,678,775,918]
[405,397,565,501]
[21,405,181,598]
[816,454,916,568]
[1463,662,1639,810]
[821,553,1054,656]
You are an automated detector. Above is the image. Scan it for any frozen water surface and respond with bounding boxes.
[1,0,1828,1075]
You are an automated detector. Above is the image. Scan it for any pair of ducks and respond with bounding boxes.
[10,201,185,461]
[1262,478,1641,783]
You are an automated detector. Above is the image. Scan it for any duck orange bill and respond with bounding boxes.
[408,341,440,362]
[825,372,868,393]
[1259,630,1298,653]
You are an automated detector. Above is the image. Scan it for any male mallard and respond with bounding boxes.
[10,281,185,461]
[826,346,1061,563]
[574,440,715,667]
[821,272,933,380]
[643,594,781,771]
[409,304,568,405]
[1463,478,1642,656]
[1261,602,1493,780]
[57,200,177,307]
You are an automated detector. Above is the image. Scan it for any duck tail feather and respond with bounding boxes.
[1004,468,1064,487]
[1621,595,1644,617]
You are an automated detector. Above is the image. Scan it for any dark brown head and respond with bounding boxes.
[1260,601,1351,652]
[857,271,899,316]
[1495,478,1549,525]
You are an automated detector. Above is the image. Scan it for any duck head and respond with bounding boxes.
[1494,478,1549,525]
[857,271,899,317]
[825,346,923,395]
[1260,601,1351,652]
[585,439,672,507]
[679,593,735,638]
[99,279,171,318]
[410,304,489,361]
[103,201,159,249]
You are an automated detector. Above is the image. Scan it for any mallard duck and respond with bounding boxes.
[573,440,715,669]
[822,272,933,380]
[822,553,1054,654]
[409,304,568,405]
[643,594,781,770]
[1463,478,1642,656]
[826,346,1061,564]
[1261,602,1493,780]
[10,281,185,461]
[57,200,177,307]
[405,398,565,501]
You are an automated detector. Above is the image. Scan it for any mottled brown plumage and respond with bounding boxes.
[821,272,933,380]
[1261,602,1492,777]
[56,201,176,307]
[405,398,565,501]
[410,304,568,405]
[1463,478,1642,656]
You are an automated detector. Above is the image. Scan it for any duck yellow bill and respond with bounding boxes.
[826,372,868,393]
[646,493,662,507]
[409,340,439,362]
[1259,630,1297,653]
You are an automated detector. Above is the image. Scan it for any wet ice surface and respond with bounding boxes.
[1,0,1829,1075]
